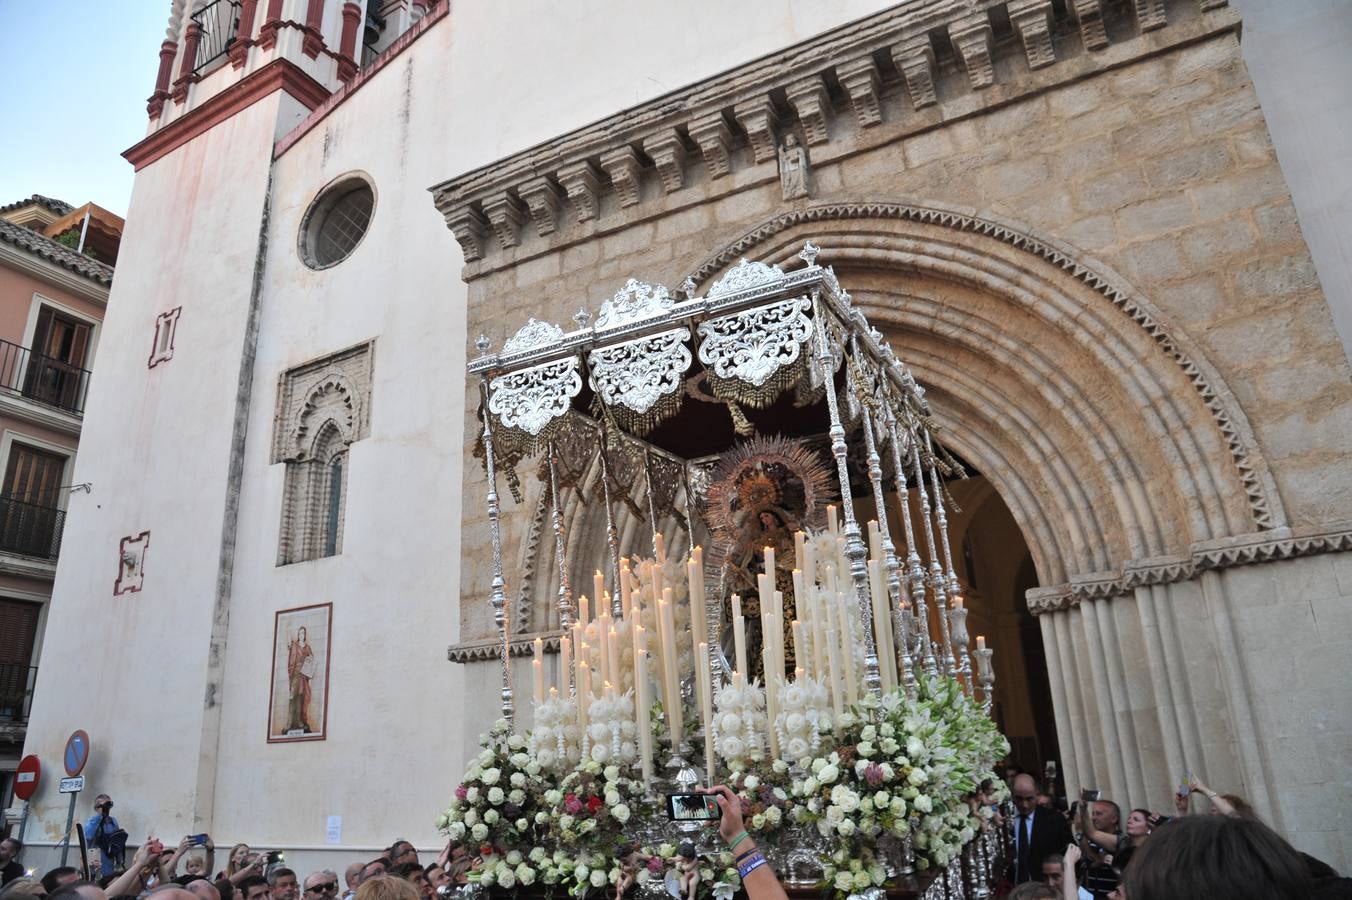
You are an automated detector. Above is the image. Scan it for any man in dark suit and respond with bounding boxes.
[1010,773,1074,884]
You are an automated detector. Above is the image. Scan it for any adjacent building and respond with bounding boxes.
[0,195,118,814]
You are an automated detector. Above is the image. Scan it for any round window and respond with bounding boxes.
[299,176,375,269]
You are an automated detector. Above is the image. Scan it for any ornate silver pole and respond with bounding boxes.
[925,431,974,693]
[910,428,957,678]
[596,422,624,618]
[546,442,575,695]
[886,410,936,680]
[850,334,907,692]
[975,646,995,715]
[643,449,661,564]
[475,339,514,724]
[811,291,882,701]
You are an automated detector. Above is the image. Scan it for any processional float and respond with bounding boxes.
[454,243,1008,899]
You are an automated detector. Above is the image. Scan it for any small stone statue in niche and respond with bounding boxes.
[779,133,811,200]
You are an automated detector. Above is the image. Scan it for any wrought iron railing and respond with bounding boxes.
[0,338,92,415]
[0,664,37,724]
[0,496,66,560]
[192,0,242,72]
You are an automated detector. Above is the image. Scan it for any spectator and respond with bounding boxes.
[1123,815,1311,900]
[388,867,428,900]
[85,797,125,878]
[166,839,216,884]
[214,879,235,900]
[1010,774,1074,884]
[0,879,47,900]
[340,865,362,900]
[266,870,297,900]
[386,846,416,869]
[182,882,219,900]
[0,839,23,887]
[236,876,270,900]
[1042,853,1090,900]
[1010,884,1058,900]
[104,838,167,899]
[1181,780,1338,880]
[301,871,338,900]
[353,878,416,900]
[41,871,80,895]
[47,882,107,900]
[421,866,448,895]
[1080,806,1153,870]
[356,863,385,886]
[220,847,252,883]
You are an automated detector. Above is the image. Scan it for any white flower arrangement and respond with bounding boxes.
[774,673,833,763]
[530,692,581,774]
[711,676,766,769]
[584,689,638,765]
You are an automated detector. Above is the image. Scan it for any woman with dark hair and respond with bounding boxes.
[1078,805,1154,870]
[1122,815,1312,900]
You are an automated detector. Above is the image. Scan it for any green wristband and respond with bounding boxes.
[727,831,750,850]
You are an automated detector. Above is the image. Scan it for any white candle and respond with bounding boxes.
[792,619,807,680]
[868,558,895,693]
[764,545,776,580]
[659,593,681,745]
[654,532,666,563]
[731,594,748,678]
[827,504,839,536]
[594,570,606,612]
[696,642,714,781]
[837,598,858,704]
[635,647,654,784]
[577,660,591,731]
[976,635,986,651]
[559,633,572,694]
[607,623,620,693]
[824,626,844,724]
[810,586,827,677]
[597,614,611,687]
[793,531,805,576]
[688,553,707,656]
[533,656,544,708]
[578,594,590,630]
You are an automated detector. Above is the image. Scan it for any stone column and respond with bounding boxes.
[302,0,326,57]
[257,0,285,50]
[171,23,202,103]
[337,2,361,82]
[228,0,260,68]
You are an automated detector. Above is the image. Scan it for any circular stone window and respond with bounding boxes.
[300,176,375,269]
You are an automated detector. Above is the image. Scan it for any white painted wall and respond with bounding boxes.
[22,0,903,877]
[1230,0,1352,364]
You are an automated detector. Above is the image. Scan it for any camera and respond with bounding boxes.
[1080,788,1102,802]
[99,801,114,812]
[266,851,285,865]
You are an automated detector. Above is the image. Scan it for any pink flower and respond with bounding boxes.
[864,763,885,787]
[455,785,469,800]
[647,857,663,875]
[564,792,583,814]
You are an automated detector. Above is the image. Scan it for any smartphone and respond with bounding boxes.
[1080,788,1101,802]
[188,834,209,846]
[1176,778,1191,798]
[666,793,720,822]
[266,851,285,865]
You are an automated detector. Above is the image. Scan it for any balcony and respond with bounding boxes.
[0,338,91,416]
[192,0,241,74]
[0,496,66,561]
[0,663,36,726]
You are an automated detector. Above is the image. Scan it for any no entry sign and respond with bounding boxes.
[64,730,90,777]
[14,754,40,801]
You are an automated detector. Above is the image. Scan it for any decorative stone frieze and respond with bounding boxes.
[1008,0,1056,70]
[557,161,601,222]
[431,0,1240,269]
[599,146,643,207]
[733,96,779,165]
[483,192,525,250]
[836,56,883,128]
[688,112,735,179]
[1134,0,1168,31]
[1069,0,1109,51]
[642,130,687,194]
[1200,0,1228,8]
[949,14,996,90]
[518,177,562,237]
[891,37,938,109]
[448,632,562,664]
[784,75,832,146]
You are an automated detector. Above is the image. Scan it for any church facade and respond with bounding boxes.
[12,0,1351,877]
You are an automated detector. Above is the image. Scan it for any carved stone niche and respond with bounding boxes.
[115,531,151,596]
[272,342,375,465]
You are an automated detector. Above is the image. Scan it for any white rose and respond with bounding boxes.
[772,759,789,774]
[604,765,621,782]
[509,789,526,805]
[819,764,839,784]
[744,775,760,790]
[463,808,479,826]
[613,804,631,823]
[880,738,900,755]
[575,865,589,881]
[751,813,766,830]
[516,865,535,886]
[559,814,574,830]
[447,821,466,841]
[487,787,505,805]
[860,725,877,741]
[605,790,622,806]
[510,772,526,788]
[515,818,528,831]
[766,806,782,825]
[471,823,488,841]
[914,794,933,813]
[506,851,523,866]
[483,809,499,825]
[834,872,854,892]
[838,818,856,837]
[589,870,607,888]
[825,805,845,826]
[544,789,563,805]
[482,767,501,785]
[906,738,924,758]
[907,768,928,786]
[496,867,516,889]
[856,741,876,757]
[830,786,860,813]
[465,787,480,803]
[852,871,870,890]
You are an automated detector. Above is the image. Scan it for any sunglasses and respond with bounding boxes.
[308,884,339,893]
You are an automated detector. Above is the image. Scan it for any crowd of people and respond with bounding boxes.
[999,767,1348,899]
[1,776,1346,900]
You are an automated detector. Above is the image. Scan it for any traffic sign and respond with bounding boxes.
[14,754,40,801]
[64,730,90,776]
[59,776,85,793]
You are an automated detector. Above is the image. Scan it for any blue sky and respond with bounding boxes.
[0,3,169,217]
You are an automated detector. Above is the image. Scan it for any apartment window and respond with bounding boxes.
[149,307,182,368]
[0,598,40,720]
[0,443,66,559]
[23,305,92,413]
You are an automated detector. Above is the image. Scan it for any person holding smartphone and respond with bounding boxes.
[84,794,125,877]
[702,785,788,900]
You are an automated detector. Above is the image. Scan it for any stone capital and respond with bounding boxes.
[784,74,832,146]
[688,112,735,179]
[518,177,562,236]
[557,161,601,222]
[1008,0,1056,70]
[482,192,524,250]
[891,37,938,109]
[732,96,779,165]
[836,56,883,128]
[599,146,643,208]
[949,14,996,90]
[642,129,687,194]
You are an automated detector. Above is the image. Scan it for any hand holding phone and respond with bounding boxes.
[666,793,721,822]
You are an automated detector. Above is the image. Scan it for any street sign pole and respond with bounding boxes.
[16,800,29,842]
[60,791,77,866]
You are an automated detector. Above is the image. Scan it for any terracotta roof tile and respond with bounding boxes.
[0,194,75,216]
[0,218,114,286]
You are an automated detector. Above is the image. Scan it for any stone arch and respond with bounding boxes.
[290,369,359,460]
[683,202,1285,597]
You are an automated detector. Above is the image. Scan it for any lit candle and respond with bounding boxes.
[868,519,882,562]
[578,594,590,630]
[620,559,634,619]
[594,571,606,614]
[793,531,805,576]
[533,656,544,708]
[792,619,807,680]
[654,532,666,563]
[688,552,707,659]
[976,635,986,651]
[827,504,839,537]
[764,545,776,580]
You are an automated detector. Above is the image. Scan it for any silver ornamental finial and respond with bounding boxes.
[474,334,491,354]
[841,291,853,306]
[682,276,697,300]
[573,307,592,329]
[799,240,820,266]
